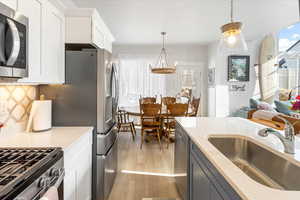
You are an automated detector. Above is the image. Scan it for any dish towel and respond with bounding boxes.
[39,186,59,200]
[252,110,278,121]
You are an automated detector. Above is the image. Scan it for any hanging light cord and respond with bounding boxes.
[230,0,234,22]
[162,32,166,50]
[154,32,169,67]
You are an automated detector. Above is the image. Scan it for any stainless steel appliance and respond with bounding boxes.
[0,147,64,200]
[96,127,118,200]
[39,46,119,200]
[0,2,28,78]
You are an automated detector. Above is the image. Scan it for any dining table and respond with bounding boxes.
[119,105,194,117]
[119,105,194,143]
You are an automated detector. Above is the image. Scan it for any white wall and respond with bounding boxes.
[207,39,262,116]
[113,44,209,115]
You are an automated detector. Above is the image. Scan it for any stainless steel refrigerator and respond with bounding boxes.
[40,46,119,200]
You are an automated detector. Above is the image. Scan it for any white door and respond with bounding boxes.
[0,0,17,10]
[42,1,65,83]
[17,0,43,83]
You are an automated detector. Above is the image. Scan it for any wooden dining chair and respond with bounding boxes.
[117,110,136,140]
[188,97,200,117]
[140,103,162,150]
[165,103,188,148]
[140,96,157,104]
[161,96,176,106]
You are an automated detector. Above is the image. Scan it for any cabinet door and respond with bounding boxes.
[17,0,42,83]
[104,36,112,53]
[64,169,77,200]
[175,124,188,200]
[92,22,105,49]
[0,0,17,10]
[210,184,223,200]
[76,144,92,200]
[190,154,210,200]
[42,1,65,83]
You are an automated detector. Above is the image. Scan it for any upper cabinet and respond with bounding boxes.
[17,0,43,83]
[18,0,65,84]
[0,0,65,84]
[41,0,65,83]
[0,0,17,10]
[0,1,113,84]
[65,9,115,53]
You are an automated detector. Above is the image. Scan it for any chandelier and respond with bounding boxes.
[150,32,176,74]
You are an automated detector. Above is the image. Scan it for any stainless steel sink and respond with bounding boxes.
[208,136,300,191]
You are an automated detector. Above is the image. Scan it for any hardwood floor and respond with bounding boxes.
[108,131,181,200]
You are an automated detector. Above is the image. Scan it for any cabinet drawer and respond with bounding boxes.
[64,131,92,167]
[190,142,242,200]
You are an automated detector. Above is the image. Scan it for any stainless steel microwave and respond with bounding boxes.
[0,3,28,78]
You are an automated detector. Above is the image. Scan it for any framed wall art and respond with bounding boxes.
[208,68,215,87]
[228,55,250,82]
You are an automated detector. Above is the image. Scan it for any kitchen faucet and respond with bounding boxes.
[258,116,298,154]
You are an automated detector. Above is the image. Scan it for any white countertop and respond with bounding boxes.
[0,127,93,150]
[176,117,300,200]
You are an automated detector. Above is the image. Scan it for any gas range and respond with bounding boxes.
[0,147,64,200]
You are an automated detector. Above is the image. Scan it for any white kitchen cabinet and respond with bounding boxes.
[17,0,65,84]
[64,129,92,200]
[17,0,43,83]
[41,0,65,83]
[0,0,17,10]
[66,8,115,53]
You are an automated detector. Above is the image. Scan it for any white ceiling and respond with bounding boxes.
[71,0,299,45]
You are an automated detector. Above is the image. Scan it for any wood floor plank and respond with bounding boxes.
[108,131,181,200]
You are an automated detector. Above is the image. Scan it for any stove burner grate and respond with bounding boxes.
[0,147,62,198]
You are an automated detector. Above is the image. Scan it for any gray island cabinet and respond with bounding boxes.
[175,122,242,200]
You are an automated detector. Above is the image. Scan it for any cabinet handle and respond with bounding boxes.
[6,19,20,66]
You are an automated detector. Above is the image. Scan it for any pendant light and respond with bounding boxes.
[150,32,176,74]
[219,0,248,52]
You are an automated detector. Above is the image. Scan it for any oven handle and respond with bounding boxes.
[6,18,20,66]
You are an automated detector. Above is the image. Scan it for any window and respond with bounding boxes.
[278,22,300,94]
[118,56,166,107]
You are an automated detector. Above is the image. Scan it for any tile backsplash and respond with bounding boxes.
[0,86,37,128]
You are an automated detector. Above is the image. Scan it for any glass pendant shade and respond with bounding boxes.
[219,0,248,52]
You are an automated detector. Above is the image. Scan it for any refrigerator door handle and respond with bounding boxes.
[113,68,119,107]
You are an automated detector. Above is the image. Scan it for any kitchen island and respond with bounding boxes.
[0,126,93,200]
[175,117,300,200]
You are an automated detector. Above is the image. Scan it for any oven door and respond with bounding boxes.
[9,15,28,78]
[0,11,28,78]
[0,13,12,77]
[30,169,65,200]
[12,160,64,200]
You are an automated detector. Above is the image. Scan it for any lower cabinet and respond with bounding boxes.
[190,154,210,200]
[190,153,223,200]
[64,131,93,200]
[189,142,242,200]
[174,123,188,200]
[210,185,223,200]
